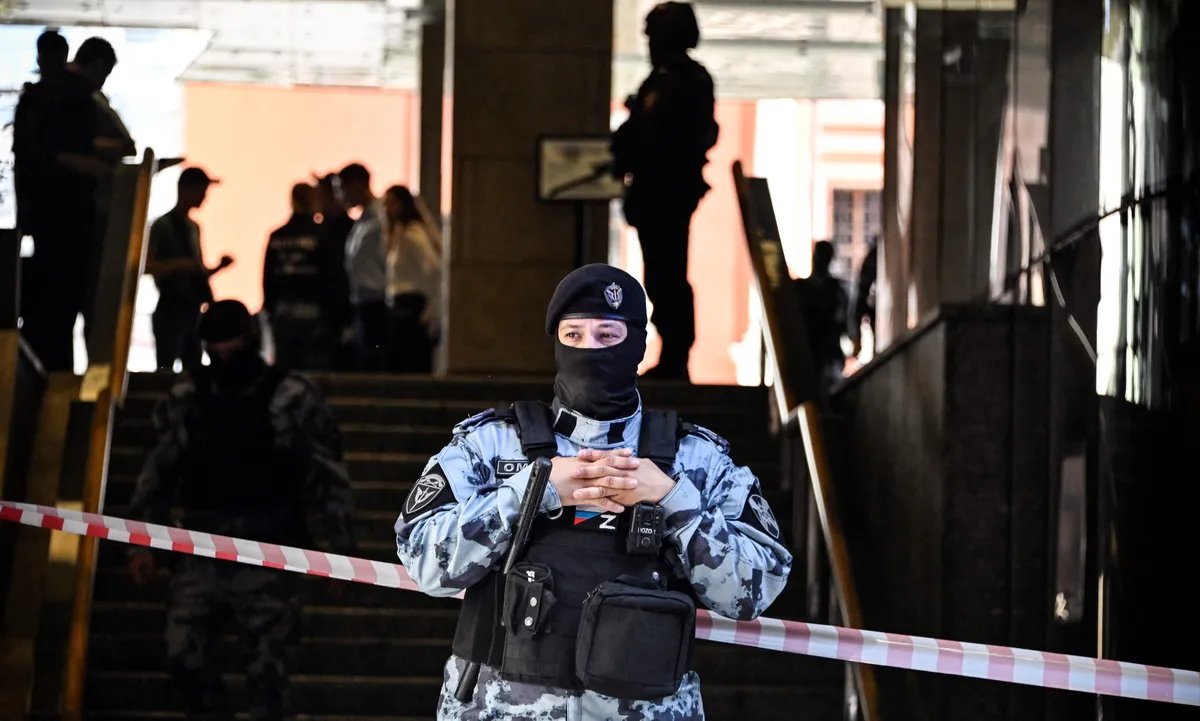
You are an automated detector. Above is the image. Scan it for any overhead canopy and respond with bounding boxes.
[5,0,883,99]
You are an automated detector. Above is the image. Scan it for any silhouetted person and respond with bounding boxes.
[314,173,355,370]
[66,37,136,342]
[611,1,718,381]
[849,235,878,358]
[338,162,388,371]
[145,167,233,372]
[793,241,849,393]
[13,30,73,239]
[14,30,99,371]
[263,183,327,369]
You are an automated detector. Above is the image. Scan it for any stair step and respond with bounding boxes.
[87,710,432,715]
[124,373,770,411]
[702,683,843,720]
[105,476,415,512]
[90,565,444,608]
[85,672,443,715]
[106,446,779,490]
[92,602,462,638]
[106,447,433,482]
[90,634,454,676]
[87,629,839,687]
[120,394,768,431]
[111,420,455,457]
[85,670,842,718]
[113,417,774,460]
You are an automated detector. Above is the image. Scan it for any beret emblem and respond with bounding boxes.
[604,283,623,310]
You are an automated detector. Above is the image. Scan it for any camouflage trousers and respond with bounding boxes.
[165,556,301,721]
[436,655,706,720]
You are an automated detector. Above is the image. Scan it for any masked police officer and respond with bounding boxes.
[394,264,792,720]
[127,299,356,721]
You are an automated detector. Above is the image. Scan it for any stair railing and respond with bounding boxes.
[59,148,156,720]
[732,160,881,721]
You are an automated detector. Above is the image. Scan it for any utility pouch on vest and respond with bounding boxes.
[500,561,575,687]
[575,577,695,700]
[502,561,556,637]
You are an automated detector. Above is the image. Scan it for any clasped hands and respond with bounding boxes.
[549,449,675,515]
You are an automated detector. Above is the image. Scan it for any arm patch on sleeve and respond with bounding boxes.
[402,464,457,521]
[736,493,782,539]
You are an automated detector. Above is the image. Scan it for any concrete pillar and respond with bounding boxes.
[443,0,613,374]
[880,7,911,349]
[908,9,945,322]
[936,13,1010,305]
[418,0,446,223]
[888,9,1011,327]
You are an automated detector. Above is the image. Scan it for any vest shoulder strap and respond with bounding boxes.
[507,400,558,459]
[639,408,683,473]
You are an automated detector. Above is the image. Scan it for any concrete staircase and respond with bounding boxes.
[86,372,843,720]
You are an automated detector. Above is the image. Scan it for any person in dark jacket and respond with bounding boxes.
[127,299,355,721]
[263,182,326,369]
[793,241,850,393]
[13,30,99,371]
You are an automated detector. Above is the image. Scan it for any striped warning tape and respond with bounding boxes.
[2,499,1196,707]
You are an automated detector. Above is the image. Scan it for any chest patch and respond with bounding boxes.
[494,459,531,479]
[573,507,619,531]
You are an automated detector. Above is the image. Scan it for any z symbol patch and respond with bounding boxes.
[405,473,448,517]
[748,494,780,539]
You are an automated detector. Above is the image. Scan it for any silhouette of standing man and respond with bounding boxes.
[611,1,718,381]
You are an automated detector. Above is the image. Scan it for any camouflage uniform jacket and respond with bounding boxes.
[128,369,355,554]
[394,398,793,720]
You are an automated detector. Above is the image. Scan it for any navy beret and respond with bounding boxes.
[545,263,648,335]
[198,299,255,343]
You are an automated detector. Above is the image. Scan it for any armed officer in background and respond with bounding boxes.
[610,2,718,381]
[127,300,356,721]
[394,264,791,720]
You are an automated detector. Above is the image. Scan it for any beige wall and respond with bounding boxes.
[182,82,419,312]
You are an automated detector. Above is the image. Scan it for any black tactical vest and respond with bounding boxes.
[450,401,695,690]
[179,366,309,546]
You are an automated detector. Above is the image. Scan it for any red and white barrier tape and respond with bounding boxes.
[2,499,1196,707]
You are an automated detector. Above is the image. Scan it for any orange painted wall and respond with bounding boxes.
[182,83,418,312]
[686,100,756,384]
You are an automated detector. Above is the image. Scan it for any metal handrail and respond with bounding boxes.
[732,160,880,721]
[61,149,156,719]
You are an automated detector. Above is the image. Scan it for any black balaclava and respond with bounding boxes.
[545,264,648,420]
[197,299,266,389]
